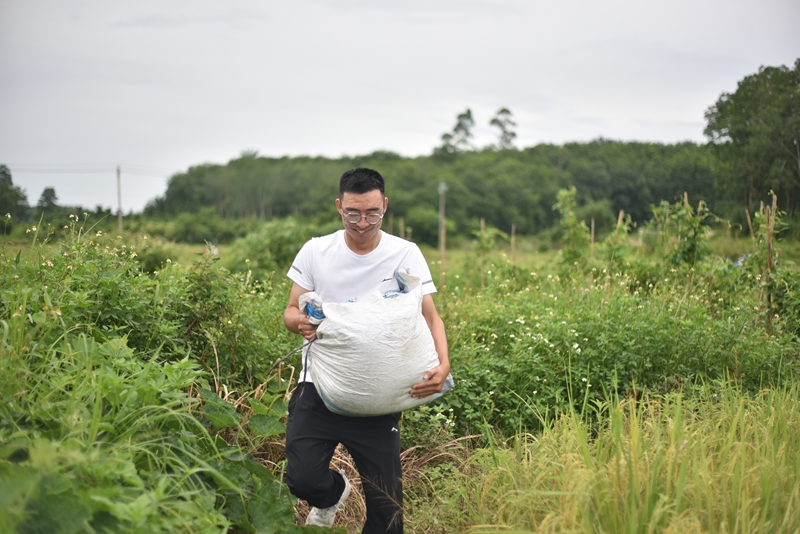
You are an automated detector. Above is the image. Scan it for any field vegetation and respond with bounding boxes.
[2,189,799,533]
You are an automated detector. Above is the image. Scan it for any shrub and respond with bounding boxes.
[0,218,331,533]
[223,218,340,280]
[438,268,799,436]
[178,256,297,388]
[165,207,256,244]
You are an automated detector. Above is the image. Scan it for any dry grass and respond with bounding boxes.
[452,385,800,533]
[296,439,477,533]
[251,435,475,533]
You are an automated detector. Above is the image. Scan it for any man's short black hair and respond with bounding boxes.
[339,168,385,198]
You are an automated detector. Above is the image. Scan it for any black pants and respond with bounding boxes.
[285,382,403,534]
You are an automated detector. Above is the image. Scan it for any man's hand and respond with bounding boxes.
[414,294,450,399]
[410,363,450,398]
[284,282,318,340]
[296,315,318,340]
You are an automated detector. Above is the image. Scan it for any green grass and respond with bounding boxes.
[0,235,229,267]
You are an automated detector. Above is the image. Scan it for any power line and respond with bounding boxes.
[8,169,168,178]
[3,163,172,225]
[5,163,174,178]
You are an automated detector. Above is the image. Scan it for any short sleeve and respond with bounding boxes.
[287,240,314,291]
[406,244,437,295]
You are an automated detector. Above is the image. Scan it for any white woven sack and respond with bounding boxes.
[306,270,451,416]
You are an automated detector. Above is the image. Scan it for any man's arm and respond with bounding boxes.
[283,282,318,340]
[410,294,450,398]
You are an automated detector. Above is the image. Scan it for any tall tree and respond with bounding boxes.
[490,107,517,149]
[704,59,800,214]
[37,187,59,210]
[453,108,475,151]
[437,132,457,156]
[435,109,475,156]
[0,165,29,219]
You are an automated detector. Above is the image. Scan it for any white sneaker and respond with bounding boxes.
[305,469,351,528]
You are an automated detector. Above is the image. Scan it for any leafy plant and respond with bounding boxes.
[554,186,590,271]
[438,266,798,436]
[0,218,320,533]
[600,210,632,272]
[223,218,339,280]
[651,195,715,266]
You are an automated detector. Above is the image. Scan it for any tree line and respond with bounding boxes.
[3,59,796,246]
[0,165,115,234]
[141,141,715,246]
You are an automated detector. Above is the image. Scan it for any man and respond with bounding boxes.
[283,168,450,533]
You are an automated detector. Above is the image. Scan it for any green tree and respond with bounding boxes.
[435,109,475,156]
[0,165,29,220]
[144,140,715,245]
[490,107,517,149]
[704,59,800,214]
[437,132,457,157]
[453,108,475,151]
[651,195,712,266]
[37,187,59,210]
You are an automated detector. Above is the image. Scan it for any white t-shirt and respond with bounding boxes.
[287,230,437,382]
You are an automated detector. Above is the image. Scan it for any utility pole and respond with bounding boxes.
[117,165,123,234]
[438,181,447,260]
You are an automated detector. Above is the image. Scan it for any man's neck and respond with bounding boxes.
[344,230,382,255]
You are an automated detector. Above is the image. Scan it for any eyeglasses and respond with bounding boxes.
[342,212,384,224]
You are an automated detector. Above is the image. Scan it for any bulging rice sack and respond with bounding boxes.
[300,269,453,416]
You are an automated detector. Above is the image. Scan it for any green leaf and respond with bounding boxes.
[240,456,276,482]
[31,311,48,325]
[248,399,271,415]
[224,497,254,533]
[222,449,249,462]
[18,492,91,534]
[268,399,288,418]
[251,396,288,418]
[206,460,242,493]
[219,461,252,487]
[198,388,242,430]
[201,403,242,430]
[213,435,230,450]
[0,464,39,509]
[248,414,286,438]
[0,439,29,461]
[88,511,122,533]
[40,472,72,495]
[247,480,295,533]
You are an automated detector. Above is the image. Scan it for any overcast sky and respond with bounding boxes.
[1,0,798,213]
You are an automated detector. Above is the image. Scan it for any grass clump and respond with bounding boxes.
[437,381,800,533]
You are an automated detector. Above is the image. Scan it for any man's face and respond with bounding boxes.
[336,190,388,248]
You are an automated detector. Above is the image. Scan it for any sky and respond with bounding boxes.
[1,0,798,213]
